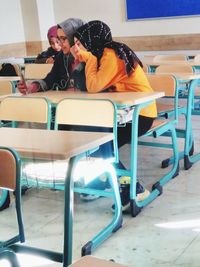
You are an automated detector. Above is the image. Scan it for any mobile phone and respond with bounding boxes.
[19,71,27,89]
[20,71,25,83]
[19,70,29,95]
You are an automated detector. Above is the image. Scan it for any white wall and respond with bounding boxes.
[36,0,56,40]
[20,0,41,41]
[0,0,25,44]
[0,0,200,45]
[53,0,200,37]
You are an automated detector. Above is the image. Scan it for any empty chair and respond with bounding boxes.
[133,74,180,216]
[153,54,187,61]
[55,98,119,162]
[24,63,53,79]
[0,147,25,247]
[147,73,177,97]
[147,73,180,119]
[0,80,13,96]
[54,98,122,255]
[0,96,52,128]
[146,73,194,171]
[23,98,122,256]
[155,64,194,74]
[155,63,195,110]
[146,73,187,125]
[155,64,195,106]
[0,96,52,205]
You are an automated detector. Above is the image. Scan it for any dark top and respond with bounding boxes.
[35,47,60,64]
[36,51,86,91]
[0,63,17,76]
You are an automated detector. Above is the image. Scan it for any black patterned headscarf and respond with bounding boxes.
[74,20,143,76]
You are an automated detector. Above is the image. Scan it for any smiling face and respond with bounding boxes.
[49,37,61,52]
[57,28,71,55]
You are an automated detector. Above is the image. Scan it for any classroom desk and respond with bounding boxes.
[155,73,200,81]
[27,90,173,218]
[0,92,21,99]
[0,91,164,107]
[172,73,200,169]
[140,54,196,60]
[29,90,163,106]
[143,60,200,73]
[143,59,199,65]
[151,72,200,170]
[0,76,20,93]
[0,91,164,124]
[0,127,114,266]
[2,90,176,219]
[0,76,20,81]
[27,90,165,126]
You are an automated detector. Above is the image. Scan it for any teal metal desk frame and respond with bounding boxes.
[0,127,119,267]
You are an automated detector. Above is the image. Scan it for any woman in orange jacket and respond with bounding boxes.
[73,20,157,211]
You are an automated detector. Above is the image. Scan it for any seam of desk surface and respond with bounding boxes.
[28,91,164,105]
[0,128,114,160]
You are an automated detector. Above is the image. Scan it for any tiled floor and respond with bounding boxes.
[1,116,200,267]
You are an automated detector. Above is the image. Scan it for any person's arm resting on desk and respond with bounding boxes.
[76,48,124,93]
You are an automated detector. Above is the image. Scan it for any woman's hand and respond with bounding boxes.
[46,57,54,64]
[17,81,27,94]
[72,38,88,61]
[17,81,39,95]
[70,45,79,60]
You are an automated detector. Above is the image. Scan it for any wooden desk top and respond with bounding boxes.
[0,92,21,102]
[143,60,200,67]
[0,76,20,81]
[29,90,164,105]
[147,72,200,81]
[0,128,113,160]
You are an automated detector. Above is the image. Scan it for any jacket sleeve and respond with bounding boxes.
[77,49,125,93]
[42,52,71,90]
[35,56,47,64]
[35,47,56,64]
[42,59,61,90]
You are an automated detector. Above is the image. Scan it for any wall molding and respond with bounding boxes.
[114,33,200,51]
[0,41,48,58]
[0,34,200,58]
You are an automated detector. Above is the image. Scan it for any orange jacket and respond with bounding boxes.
[77,48,157,118]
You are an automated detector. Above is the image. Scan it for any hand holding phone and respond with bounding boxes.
[17,80,40,95]
[19,71,26,85]
[19,71,29,94]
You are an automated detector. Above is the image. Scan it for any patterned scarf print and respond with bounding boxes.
[74,20,143,75]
